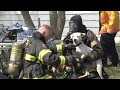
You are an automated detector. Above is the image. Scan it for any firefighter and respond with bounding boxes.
[22,24,76,79]
[64,15,103,66]
[99,11,120,67]
[46,38,77,79]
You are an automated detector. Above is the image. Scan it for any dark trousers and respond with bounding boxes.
[100,33,119,66]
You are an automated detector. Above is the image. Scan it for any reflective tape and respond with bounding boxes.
[38,49,52,62]
[25,54,37,62]
[56,43,62,53]
[59,55,66,65]
[91,40,97,48]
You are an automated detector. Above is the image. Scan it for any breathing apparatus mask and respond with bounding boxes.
[69,21,79,34]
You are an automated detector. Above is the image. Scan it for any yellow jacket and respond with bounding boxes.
[99,11,120,34]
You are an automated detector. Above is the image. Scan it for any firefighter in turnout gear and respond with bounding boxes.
[22,25,76,79]
[46,38,77,79]
[63,15,105,77]
[64,15,103,64]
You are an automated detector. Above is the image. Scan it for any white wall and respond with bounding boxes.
[0,11,120,40]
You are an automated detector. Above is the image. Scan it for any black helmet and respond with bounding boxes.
[69,15,87,33]
[70,15,83,26]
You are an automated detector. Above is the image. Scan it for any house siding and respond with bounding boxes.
[0,11,120,37]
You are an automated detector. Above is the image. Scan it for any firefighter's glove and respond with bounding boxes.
[83,51,95,63]
[66,55,77,66]
[83,57,91,63]
[64,39,73,44]
[63,32,73,44]
[65,43,76,51]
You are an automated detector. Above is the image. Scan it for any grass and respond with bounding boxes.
[103,44,120,79]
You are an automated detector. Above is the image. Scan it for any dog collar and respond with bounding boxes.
[75,42,82,47]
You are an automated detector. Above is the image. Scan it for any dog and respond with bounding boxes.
[70,32,104,79]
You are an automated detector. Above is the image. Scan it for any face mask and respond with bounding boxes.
[69,21,79,33]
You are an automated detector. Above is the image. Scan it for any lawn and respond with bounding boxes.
[103,44,120,79]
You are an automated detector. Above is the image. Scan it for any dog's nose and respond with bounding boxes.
[74,39,76,42]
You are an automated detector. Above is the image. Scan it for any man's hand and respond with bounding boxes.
[52,66,59,76]
[63,31,73,44]
[64,39,73,44]
[65,43,76,51]
[66,55,77,66]
[82,51,95,63]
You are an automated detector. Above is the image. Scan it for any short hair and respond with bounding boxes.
[41,24,53,32]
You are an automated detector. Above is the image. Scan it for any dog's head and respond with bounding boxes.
[70,32,82,45]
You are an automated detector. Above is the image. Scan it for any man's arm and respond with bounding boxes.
[107,11,119,34]
[36,41,74,68]
[85,30,103,61]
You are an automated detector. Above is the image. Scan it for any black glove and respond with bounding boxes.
[65,43,76,51]
[66,55,77,66]
[83,55,93,63]
[65,39,73,44]
[63,32,73,44]
[83,50,96,63]
[64,39,72,44]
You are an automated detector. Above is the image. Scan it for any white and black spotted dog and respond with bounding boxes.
[70,32,104,79]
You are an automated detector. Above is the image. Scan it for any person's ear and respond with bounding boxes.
[43,31,45,35]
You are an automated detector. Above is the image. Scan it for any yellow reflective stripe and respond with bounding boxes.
[25,40,30,47]
[56,43,62,53]
[33,74,53,79]
[38,49,52,62]
[91,40,97,48]
[59,55,66,65]
[22,74,53,79]
[25,54,37,62]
